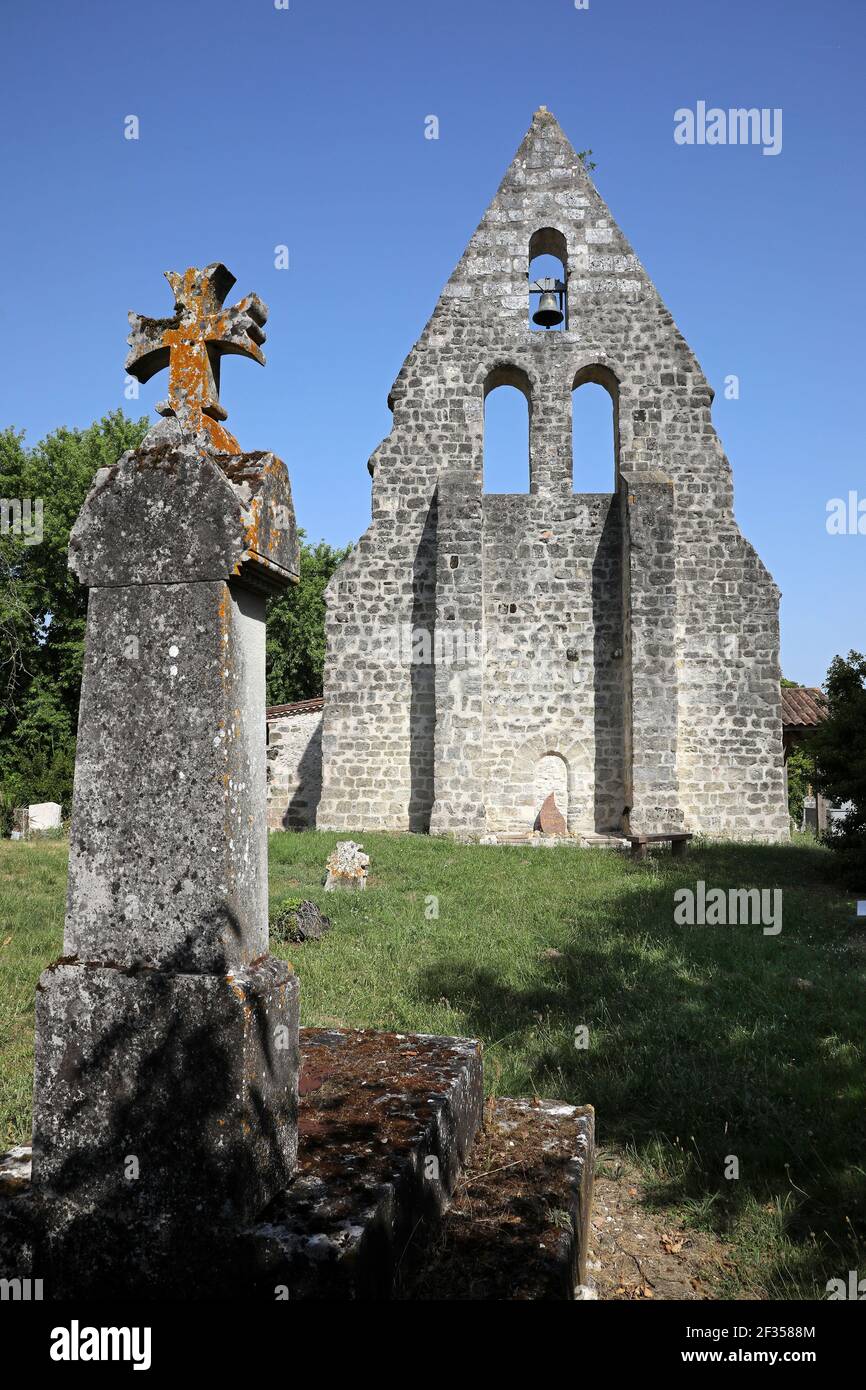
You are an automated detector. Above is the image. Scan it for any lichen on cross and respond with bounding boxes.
[126,263,268,454]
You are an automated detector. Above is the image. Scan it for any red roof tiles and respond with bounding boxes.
[781,686,827,729]
[266,690,826,731]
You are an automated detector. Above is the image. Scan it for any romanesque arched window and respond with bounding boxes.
[572,365,619,492]
[529,228,568,331]
[483,366,532,494]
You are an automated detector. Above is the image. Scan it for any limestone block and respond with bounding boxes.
[27,802,62,832]
[33,957,299,1220]
[65,580,269,973]
[69,425,299,592]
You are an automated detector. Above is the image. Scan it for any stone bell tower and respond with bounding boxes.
[318,109,789,844]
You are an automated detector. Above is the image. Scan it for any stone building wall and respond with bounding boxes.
[266,701,323,830]
[317,108,789,843]
[480,491,624,835]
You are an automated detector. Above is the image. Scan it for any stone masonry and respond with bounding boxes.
[317,109,789,842]
[30,264,302,1295]
[266,698,323,830]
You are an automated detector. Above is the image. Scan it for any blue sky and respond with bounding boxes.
[1,0,863,686]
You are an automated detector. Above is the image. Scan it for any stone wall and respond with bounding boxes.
[266,701,323,830]
[480,491,624,835]
[317,109,789,843]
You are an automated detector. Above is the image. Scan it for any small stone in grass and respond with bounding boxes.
[324,840,370,892]
[271,899,331,944]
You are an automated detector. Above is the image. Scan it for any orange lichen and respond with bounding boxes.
[126,263,267,455]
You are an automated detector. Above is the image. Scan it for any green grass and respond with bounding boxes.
[0,839,68,1150]
[2,830,864,1299]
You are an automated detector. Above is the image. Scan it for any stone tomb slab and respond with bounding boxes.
[0,1026,483,1299]
[240,1026,483,1298]
[399,1097,595,1300]
[1,1030,595,1299]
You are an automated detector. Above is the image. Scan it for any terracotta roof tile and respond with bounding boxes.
[267,690,827,730]
[781,686,827,729]
[266,697,324,719]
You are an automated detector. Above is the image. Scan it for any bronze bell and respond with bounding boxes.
[532,289,564,328]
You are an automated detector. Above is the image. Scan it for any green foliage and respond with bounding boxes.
[577,148,597,173]
[269,896,306,942]
[810,651,866,885]
[266,533,351,705]
[785,741,813,830]
[0,413,149,817]
[781,678,812,828]
[0,784,15,838]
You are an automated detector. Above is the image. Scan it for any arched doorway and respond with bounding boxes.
[534,752,569,830]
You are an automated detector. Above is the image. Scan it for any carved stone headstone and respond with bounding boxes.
[31,264,301,1294]
[323,840,370,891]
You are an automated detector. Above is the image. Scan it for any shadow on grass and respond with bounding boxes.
[416,838,865,1297]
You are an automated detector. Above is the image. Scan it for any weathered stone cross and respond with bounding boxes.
[126,262,268,453]
[32,263,300,1295]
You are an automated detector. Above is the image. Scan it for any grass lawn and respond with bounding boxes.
[1,830,863,1299]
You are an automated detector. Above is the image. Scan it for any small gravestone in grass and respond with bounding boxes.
[323,840,369,891]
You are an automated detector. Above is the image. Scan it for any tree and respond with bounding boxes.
[785,741,812,830]
[1,413,352,823]
[0,413,149,824]
[266,534,351,705]
[810,651,866,885]
[780,677,811,827]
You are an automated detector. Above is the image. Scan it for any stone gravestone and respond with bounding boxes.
[31,264,301,1295]
[11,803,62,837]
[323,839,369,891]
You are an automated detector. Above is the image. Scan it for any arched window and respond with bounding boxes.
[572,365,619,492]
[529,228,567,331]
[483,366,531,494]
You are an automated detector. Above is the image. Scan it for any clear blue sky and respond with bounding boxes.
[1,0,863,686]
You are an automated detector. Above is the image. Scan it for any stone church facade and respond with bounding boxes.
[311,109,788,843]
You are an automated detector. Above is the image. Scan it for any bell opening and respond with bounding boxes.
[529,249,567,332]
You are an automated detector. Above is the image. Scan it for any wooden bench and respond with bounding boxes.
[628,832,693,861]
